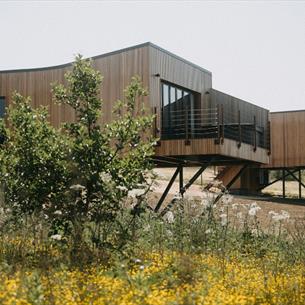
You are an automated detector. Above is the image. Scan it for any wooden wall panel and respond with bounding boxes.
[155,139,218,157]
[0,67,73,127]
[265,111,305,168]
[0,45,150,127]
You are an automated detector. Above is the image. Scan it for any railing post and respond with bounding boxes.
[185,103,190,145]
[215,104,221,144]
[238,110,241,148]
[221,104,224,143]
[253,115,257,152]
[267,120,271,155]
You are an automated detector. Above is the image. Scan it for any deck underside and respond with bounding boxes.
[155,138,269,165]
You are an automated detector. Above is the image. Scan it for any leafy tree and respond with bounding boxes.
[0,55,156,255]
[0,93,69,220]
[52,55,156,251]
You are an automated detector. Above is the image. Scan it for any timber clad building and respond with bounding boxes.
[0,42,304,201]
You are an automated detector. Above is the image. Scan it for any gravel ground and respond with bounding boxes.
[150,167,305,229]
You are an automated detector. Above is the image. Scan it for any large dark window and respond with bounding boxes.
[161,82,198,140]
[0,97,5,119]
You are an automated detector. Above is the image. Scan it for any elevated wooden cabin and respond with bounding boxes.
[0,42,270,170]
[0,42,278,208]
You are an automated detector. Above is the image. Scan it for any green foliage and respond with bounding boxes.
[0,55,156,254]
[51,55,156,251]
[0,93,69,218]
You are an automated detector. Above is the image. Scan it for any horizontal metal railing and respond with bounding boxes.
[157,106,270,150]
[161,107,218,140]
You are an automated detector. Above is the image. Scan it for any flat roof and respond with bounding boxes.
[271,109,305,114]
[0,42,212,75]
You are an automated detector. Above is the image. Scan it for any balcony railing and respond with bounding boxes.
[158,106,270,150]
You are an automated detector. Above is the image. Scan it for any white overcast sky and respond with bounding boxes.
[0,0,304,112]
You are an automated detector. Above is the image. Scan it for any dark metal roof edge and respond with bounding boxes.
[148,42,212,75]
[271,109,305,114]
[0,42,152,74]
[0,42,212,75]
[210,88,269,112]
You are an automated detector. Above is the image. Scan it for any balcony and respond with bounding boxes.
[160,106,270,151]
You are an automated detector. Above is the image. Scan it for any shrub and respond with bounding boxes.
[0,56,156,257]
[0,93,69,221]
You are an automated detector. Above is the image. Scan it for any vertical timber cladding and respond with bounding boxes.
[92,45,150,125]
[0,66,73,128]
[0,44,151,128]
[148,43,213,135]
[267,110,305,168]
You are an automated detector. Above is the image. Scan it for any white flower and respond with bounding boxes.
[251,228,259,235]
[205,228,212,234]
[70,184,86,191]
[134,258,142,264]
[44,214,49,220]
[220,213,228,226]
[139,265,145,270]
[50,234,62,241]
[100,172,112,183]
[271,210,290,222]
[54,210,62,215]
[201,199,212,209]
[248,202,261,216]
[280,210,290,219]
[128,188,146,198]
[164,211,174,223]
[117,185,128,192]
[268,210,277,217]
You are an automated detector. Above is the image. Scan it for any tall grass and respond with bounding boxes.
[0,187,305,304]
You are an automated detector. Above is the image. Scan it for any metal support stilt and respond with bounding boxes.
[154,166,181,213]
[180,165,209,196]
[179,166,184,196]
[256,169,298,192]
[160,164,209,216]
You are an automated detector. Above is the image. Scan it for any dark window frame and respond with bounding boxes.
[0,96,6,119]
[160,81,200,140]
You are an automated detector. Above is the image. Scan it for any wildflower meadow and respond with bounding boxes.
[0,56,304,305]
